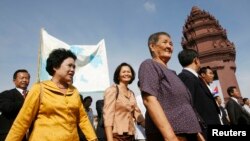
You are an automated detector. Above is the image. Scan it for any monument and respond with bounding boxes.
[181,6,241,101]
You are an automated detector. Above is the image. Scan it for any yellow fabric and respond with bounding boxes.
[5,80,97,141]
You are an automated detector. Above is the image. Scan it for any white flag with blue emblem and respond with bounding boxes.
[38,29,110,92]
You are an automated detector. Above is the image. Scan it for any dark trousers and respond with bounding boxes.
[0,134,7,141]
[113,133,134,141]
[146,132,199,141]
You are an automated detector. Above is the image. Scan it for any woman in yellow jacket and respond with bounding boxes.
[5,48,97,141]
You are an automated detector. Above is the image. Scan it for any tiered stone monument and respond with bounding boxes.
[181,6,241,101]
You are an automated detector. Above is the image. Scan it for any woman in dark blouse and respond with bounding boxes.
[138,32,205,141]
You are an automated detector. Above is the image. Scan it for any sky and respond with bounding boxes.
[1,0,250,113]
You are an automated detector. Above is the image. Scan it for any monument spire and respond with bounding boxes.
[181,6,240,101]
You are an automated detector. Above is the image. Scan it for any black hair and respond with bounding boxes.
[214,95,220,100]
[198,66,212,75]
[227,86,236,96]
[83,96,92,102]
[13,69,30,80]
[46,48,77,76]
[243,98,248,104]
[113,62,135,84]
[178,49,198,67]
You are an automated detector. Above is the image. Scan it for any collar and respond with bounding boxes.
[41,80,75,96]
[231,97,239,104]
[184,68,199,77]
[206,84,213,93]
[16,88,27,94]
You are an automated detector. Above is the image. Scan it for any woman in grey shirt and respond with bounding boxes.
[138,32,204,141]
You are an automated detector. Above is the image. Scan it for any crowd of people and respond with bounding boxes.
[1,31,250,141]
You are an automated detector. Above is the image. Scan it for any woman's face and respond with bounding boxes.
[119,66,132,84]
[54,57,75,84]
[151,34,173,63]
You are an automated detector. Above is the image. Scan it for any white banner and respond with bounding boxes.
[38,29,110,92]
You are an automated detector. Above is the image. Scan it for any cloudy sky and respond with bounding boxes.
[1,0,249,101]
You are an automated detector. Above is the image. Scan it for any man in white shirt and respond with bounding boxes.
[242,98,250,114]
[135,94,146,141]
[214,95,230,125]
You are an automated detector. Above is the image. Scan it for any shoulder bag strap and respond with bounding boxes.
[115,85,119,99]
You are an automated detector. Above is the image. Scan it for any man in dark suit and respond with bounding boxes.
[214,96,231,125]
[0,69,30,141]
[199,66,229,125]
[178,49,221,138]
[226,86,250,125]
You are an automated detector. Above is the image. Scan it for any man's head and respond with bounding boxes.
[13,69,30,90]
[243,98,250,106]
[178,49,200,71]
[83,96,93,108]
[214,96,222,105]
[198,66,214,84]
[227,86,240,98]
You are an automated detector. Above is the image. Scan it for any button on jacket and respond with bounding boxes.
[103,85,144,135]
[5,80,97,141]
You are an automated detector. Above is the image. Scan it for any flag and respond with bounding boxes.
[210,80,224,100]
[213,86,219,94]
[38,28,110,92]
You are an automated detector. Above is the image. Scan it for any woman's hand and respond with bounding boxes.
[105,126,114,141]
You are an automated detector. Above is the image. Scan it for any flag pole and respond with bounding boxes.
[36,28,44,83]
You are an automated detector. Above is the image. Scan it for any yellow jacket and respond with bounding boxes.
[5,80,97,141]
